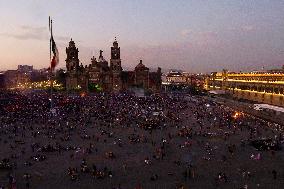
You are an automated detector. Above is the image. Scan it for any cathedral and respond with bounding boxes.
[65,38,162,92]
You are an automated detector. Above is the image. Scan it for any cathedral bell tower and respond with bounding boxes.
[110,37,122,91]
[110,37,122,71]
[66,38,80,72]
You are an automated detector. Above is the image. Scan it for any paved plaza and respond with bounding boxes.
[0,91,283,189]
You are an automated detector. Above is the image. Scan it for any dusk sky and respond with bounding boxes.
[0,0,284,73]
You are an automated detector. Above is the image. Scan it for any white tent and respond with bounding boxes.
[253,104,284,114]
[208,90,226,95]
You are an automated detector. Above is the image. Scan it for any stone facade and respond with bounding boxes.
[0,73,5,89]
[4,70,31,88]
[65,38,162,92]
[206,68,284,107]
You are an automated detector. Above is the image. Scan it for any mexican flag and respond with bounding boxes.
[49,17,59,71]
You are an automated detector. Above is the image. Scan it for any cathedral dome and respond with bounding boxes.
[135,60,149,71]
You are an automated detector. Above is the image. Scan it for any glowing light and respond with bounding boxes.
[80,92,86,97]
[233,111,243,119]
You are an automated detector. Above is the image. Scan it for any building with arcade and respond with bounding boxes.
[205,68,284,107]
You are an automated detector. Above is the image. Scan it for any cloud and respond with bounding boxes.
[20,25,46,31]
[180,29,192,37]
[179,29,218,45]
[0,25,69,41]
[241,25,254,32]
[0,25,47,40]
[56,36,70,41]
[228,25,255,33]
[120,28,283,73]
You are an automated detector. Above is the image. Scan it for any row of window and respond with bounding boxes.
[210,82,284,94]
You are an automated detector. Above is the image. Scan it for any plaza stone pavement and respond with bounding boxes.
[0,91,283,189]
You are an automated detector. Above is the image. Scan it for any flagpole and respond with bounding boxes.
[50,17,54,110]
[49,16,51,61]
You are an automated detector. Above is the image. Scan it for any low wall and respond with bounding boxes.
[228,90,284,107]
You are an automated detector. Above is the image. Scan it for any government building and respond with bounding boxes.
[65,38,162,92]
[205,67,284,107]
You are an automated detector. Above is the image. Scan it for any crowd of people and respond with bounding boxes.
[0,90,283,189]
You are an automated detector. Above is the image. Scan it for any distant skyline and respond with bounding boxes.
[0,0,284,73]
